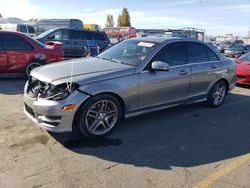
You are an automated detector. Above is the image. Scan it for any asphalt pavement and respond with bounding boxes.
[0,78,250,188]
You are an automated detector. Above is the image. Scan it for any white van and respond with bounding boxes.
[0,23,36,37]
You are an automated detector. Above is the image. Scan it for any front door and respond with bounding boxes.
[139,42,191,109]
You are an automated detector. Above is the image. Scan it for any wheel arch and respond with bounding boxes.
[72,91,126,133]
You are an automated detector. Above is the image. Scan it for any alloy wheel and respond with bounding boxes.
[85,100,118,135]
[212,82,226,106]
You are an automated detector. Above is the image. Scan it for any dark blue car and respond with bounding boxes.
[35,28,110,57]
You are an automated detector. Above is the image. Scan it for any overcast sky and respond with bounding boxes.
[0,0,249,36]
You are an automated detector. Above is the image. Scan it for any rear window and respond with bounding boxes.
[187,42,208,63]
[207,47,219,61]
[2,33,33,50]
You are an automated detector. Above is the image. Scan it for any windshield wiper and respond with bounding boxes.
[97,56,134,66]
[111,58,134,66]
[98,56,113,61]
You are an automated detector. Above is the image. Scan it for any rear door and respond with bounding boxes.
[187,42,221,98]
[69,29,83,56]
[139,42,191,109]
[3,33,34,74]
[0,34,8,73]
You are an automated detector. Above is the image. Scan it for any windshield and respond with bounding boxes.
[36,29,54,38]
[239,53,250,61]
[222,41,232,45]
[235,40,244,45]
[97,40,158,66]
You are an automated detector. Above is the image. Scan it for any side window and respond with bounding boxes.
[0,35,3,50]
[53,30,69,40]
[187,42,208,63]
[81,31,90,40]
[27,26,35,33]
[69,30,82,40]
[18,25,27,33]
[207,47,219,61]
[3,34,33,50]
[153,42,186,66]
[92,33,106,41]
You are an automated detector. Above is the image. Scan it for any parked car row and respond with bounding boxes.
[224,45,250,58]
[217,40,245,53]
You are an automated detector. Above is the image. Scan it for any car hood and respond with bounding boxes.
[31,57,135,85]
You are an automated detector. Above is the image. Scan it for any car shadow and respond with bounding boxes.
[0,78,26,95]
[50,92,250,170]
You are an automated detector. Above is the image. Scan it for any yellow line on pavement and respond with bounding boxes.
[193,153,250,188]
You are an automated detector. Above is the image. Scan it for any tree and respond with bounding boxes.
[0,13,2,18]
[105,14,115,27]
[29,18,38,22]
[117,15,122,27]
[117,7,131,27]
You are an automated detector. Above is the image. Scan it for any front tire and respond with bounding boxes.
[206,80,227,107]
[74,94,122,138]
[25,61,43,78]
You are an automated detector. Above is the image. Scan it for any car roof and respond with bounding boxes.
[49,27,105,33]
[0,30,26,36]
[129,37,201,44]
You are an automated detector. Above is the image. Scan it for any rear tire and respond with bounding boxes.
[73,94,122,139]
[25,61,43,78]
[206,80,227,107]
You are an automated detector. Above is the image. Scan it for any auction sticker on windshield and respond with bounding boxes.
[137,42,155,47]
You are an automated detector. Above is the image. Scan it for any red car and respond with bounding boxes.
[0,31,64,77]
[235,52,250,85]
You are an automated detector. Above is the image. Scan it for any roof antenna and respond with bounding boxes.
[66,59,74,92]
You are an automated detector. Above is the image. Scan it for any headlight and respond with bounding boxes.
[41,82,78,101]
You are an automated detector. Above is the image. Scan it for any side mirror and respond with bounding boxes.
[47,35,55,40]
[151,61,169,71]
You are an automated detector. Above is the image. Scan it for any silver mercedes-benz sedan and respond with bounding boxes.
[24,37,236,138]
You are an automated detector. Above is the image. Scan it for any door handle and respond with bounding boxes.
[211,64,217,69]
[179,70,189,75]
